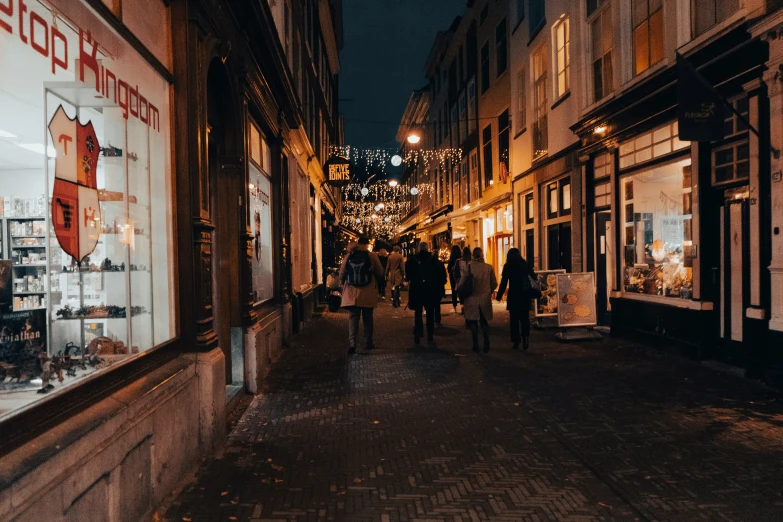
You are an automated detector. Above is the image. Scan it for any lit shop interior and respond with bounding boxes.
[0,1,174,418]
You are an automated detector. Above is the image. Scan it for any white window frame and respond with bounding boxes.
[552,16,570,99]
[516,68,526,133]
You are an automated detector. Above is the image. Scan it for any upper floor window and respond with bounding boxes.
[483,124,494,187]
[619,121,687,169]
[723,95,749,137]
[532,46,548,160]
[587,0,607,16]
[481,42,491,93]
[633,0,664,76]
[451,104,460,145]
[553,17,570,98]
[516,69,526,133]
[480,4,490,25]
[459,92,467,139]
[692,0,740,37]
[443,103,450,139]
[591,6,613,101]
[530,0,546,35]
[498,110,511,177]
[468,78,477,134]
[515,0,525,25]
[496,19,508,77]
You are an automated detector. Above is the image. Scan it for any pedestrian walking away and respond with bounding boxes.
[452,246,472,315]
[496,247,536,351]
[385,245,406,307]
[447,245,463,314]
[457,247,497,353]
[405,241,447,346]
[339,237,385,354]
[377,248,389,300]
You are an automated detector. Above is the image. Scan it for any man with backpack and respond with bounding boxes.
[405,242,447,346]
[339,237,385,354]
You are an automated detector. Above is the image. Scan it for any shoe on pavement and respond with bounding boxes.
[347,346,356,355]
[512,342,520,350]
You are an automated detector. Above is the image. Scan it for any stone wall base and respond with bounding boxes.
[0,349,226,522]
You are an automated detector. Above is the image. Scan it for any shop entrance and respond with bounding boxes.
[595,211,612,324]
[207,60,244,387]
[547,222,572,272]
[719,194,750,350]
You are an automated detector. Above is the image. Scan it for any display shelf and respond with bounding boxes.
[15,291,46,295]
[13,306,46,311]
[12,235,46,239]
[7,216,45,220]
[12,245,46,249]
[13,263,47,267]
[55,314,147,321]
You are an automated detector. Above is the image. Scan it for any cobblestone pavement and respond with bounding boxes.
[162,300,783,522]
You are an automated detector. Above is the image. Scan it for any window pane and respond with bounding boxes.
[715,165,734,183]
[603,50,613,95]
[649,10,664,66]
[736,143,749,161]
[715,148,734,165]
[633,0,648,27]
[736,160,750,179]
[592,19,603,61]
[593,59,604,100]
[634,22,650,75]
[717,0,739,23]
[603,10,613,53]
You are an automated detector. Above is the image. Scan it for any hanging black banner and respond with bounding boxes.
[323,156,354,187]
[676,53,725,142]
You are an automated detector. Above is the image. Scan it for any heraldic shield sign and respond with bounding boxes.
[48,105,103,262]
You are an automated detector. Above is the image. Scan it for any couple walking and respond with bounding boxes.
[452,246,536,352]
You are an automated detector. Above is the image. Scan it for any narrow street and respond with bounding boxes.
[163,301,783,522]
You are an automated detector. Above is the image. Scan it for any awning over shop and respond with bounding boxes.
[478,193,512,212]
[428,204,453,221]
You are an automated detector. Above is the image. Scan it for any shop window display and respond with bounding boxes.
[0,1,174,418]
[621,158,693,298]
[249,122,274,303]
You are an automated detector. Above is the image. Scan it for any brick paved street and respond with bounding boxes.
[162,300,783,522]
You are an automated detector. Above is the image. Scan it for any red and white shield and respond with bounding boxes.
[48,105,102,262]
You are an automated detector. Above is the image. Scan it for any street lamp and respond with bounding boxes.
[388,179,398,187]
[407,133,421,144]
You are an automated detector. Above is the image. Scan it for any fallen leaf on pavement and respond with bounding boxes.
[221,491,228,496]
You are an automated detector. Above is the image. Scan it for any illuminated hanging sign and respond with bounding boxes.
[323,156,353,187]
[48,105,102,262]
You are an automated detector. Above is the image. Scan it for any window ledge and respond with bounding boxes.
[612,291,713,310]
[581,92,616,118]
[678,9,748,57]
[622,59,669,93]
[551,91,571,111]
[514,127,527,140]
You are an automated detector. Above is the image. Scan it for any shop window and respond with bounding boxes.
[470,150,480,201]
[481,42,491,94]
[249,133,274,302]
[0,0,174,419]
[546,178,571,219]
[505,204,514,231]
[621,158,693,298]
[632,0,664,76]
[723,96,749,137]
[712,141,750,185]
[532,46,548,160]
[483,124,494,187]
[594,180,612,208]
[692,0,740,37]
[525,192,535,224]
[553,17,570,98]
[496,19,508,77]
[516,69,526,133]
[467,78,477,134]
[619,121,687,169]
[594,152,612,180]
[460,159,469,206]
[590,6,613,102]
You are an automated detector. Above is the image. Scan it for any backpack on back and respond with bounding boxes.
[345,249,373,287]
[415,256,437,292]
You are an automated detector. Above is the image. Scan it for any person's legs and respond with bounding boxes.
[509,308,522,349]
[413,305,424,343]
[479,309,490,352]
[467,320,479,351]
[425,303,435,342]
[393,284,401,307]
[347,307,360,353]
[360,307,374,350]
[522,309,531,350]
[451,283,458,310]
[434,300,442,325]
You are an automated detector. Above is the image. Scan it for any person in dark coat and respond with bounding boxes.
[376,248,389,300]
[405,241,447,346]
[447,245,462,314]
[496,247,536,351]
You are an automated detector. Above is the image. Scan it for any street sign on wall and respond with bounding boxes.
[676,53,725,142]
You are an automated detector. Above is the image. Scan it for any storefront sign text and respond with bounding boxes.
[1,2,160,131]
[323,156,353,187]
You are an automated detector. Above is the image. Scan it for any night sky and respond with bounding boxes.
[339,0,466,150]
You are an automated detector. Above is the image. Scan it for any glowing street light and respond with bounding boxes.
[388,179,398,187]
[410,187,419,196]
[407,133,421,144]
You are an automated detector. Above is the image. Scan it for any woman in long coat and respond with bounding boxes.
[496,247,536,351]
[385,245,406,307]
[339,239,385,353]
[457,247,497,352]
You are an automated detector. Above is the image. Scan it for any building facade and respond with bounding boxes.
[0,0,341,519]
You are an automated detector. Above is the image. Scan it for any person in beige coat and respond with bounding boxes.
[385,245,406,307]
[339,237,385,353]
[457,247,497,353]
